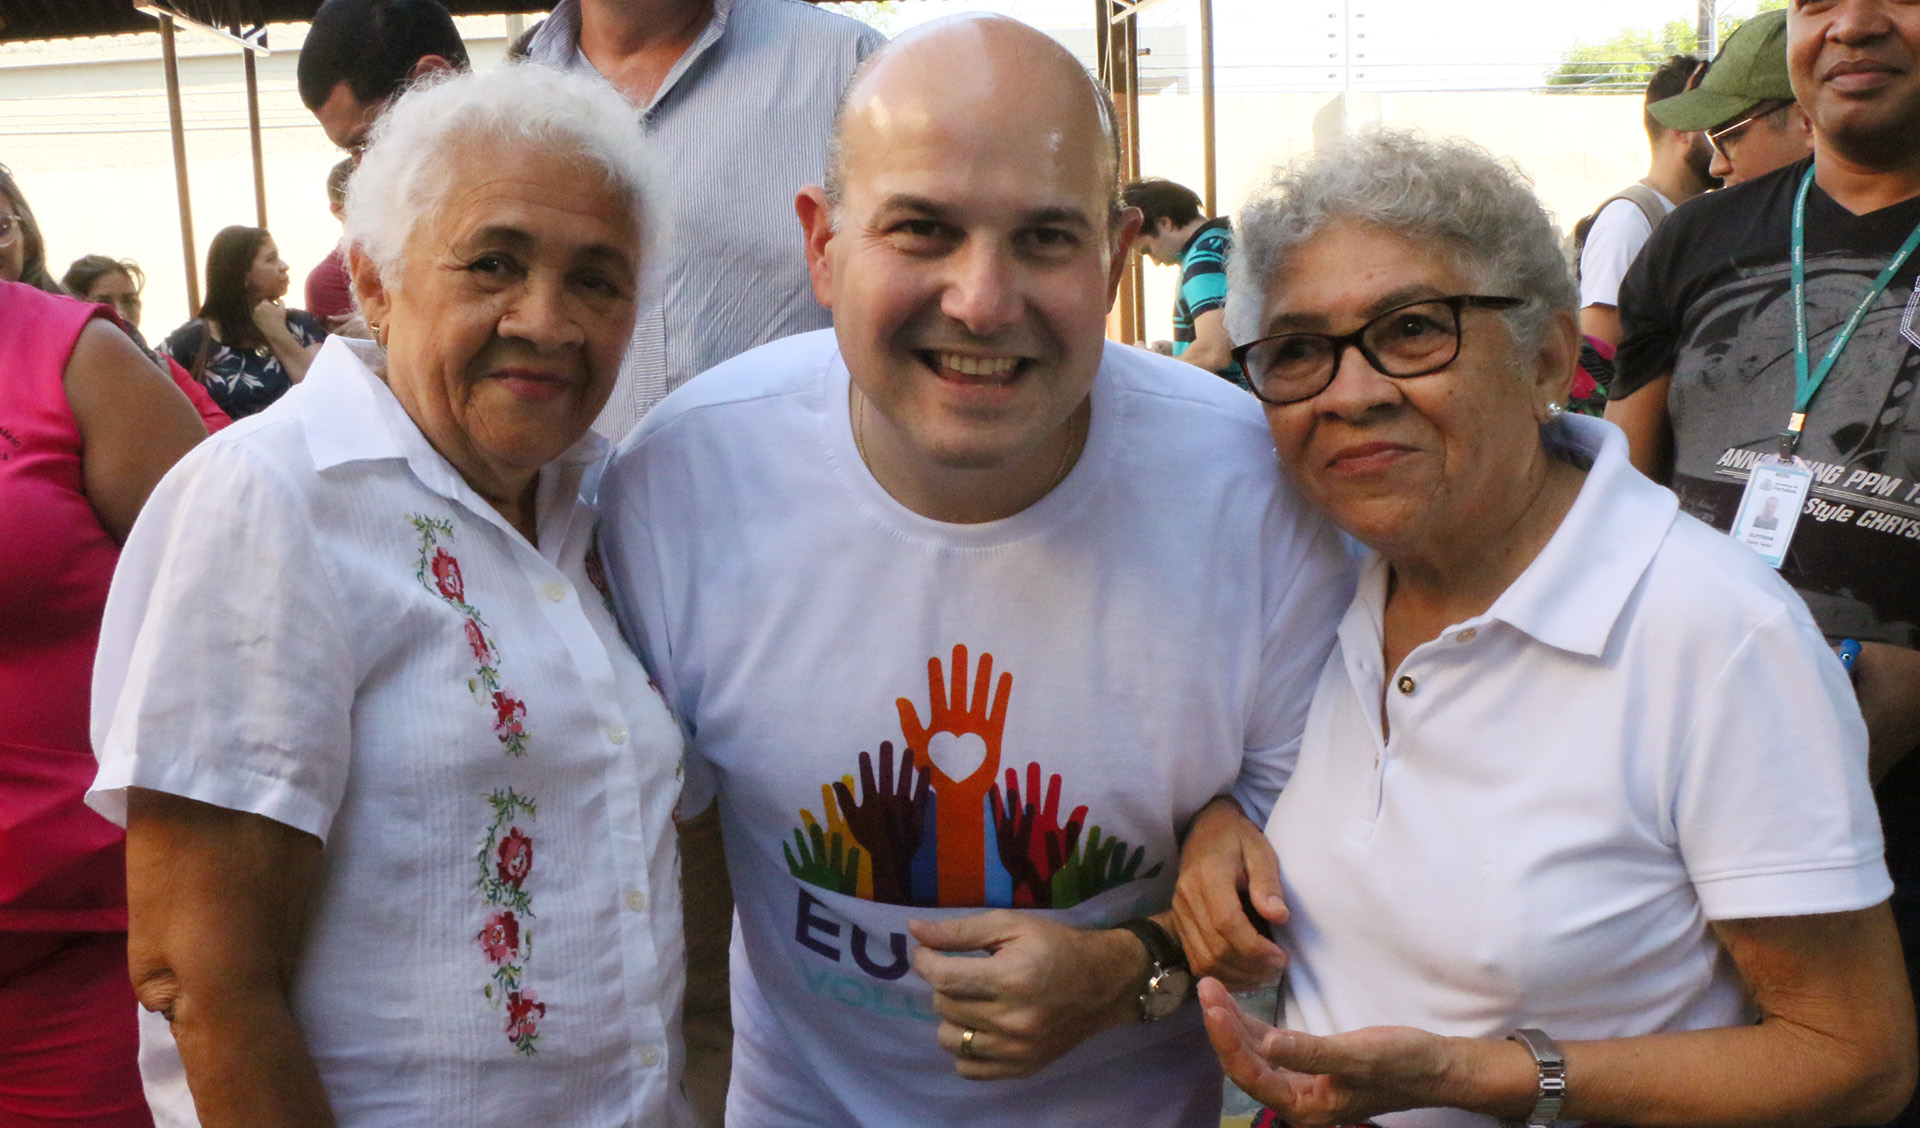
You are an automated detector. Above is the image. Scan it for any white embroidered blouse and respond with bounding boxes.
[90,337,692,1127]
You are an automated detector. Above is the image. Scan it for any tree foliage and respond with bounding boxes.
[1547,1,1786,91]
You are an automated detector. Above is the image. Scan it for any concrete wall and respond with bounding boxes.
[0,17,519,337]
[1131,89,1650,343]
[1,25,1650,344]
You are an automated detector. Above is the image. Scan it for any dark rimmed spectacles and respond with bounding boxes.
[1231,294,1527,406]
[1705,100,1795,160]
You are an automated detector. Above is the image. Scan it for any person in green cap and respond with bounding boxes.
[1647,8,1814,188]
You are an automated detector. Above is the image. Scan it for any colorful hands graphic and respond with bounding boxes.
[897,644,1011,906]
[988,763,1088,908]
[832,741,932,905]
[1049,825,1163,909]
[783,820,862,895]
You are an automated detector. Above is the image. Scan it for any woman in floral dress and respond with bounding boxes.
[163,225,326,419]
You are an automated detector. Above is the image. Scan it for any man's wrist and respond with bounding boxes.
[1096,925,1154,1028]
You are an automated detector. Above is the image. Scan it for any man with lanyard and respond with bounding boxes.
[1610,7,1920,1103]
[1123,178,1244,385]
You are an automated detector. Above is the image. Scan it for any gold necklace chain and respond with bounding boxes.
[853,390,1085,496]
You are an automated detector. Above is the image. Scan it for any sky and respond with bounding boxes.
[826,0,1777,91]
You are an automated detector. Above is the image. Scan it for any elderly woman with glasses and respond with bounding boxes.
[88,64,695,1127]
[1169,131,1914,1128]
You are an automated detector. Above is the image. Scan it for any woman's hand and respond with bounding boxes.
[1202,906,1917,1128]
[252,299,320,384]
[1200,978,1507,1126]
[1170,796,1289,990]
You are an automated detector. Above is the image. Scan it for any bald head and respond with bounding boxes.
[824,15,1122,220]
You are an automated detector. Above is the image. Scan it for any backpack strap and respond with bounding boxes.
[1571,183,1672,279]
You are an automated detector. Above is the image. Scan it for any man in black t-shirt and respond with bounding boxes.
[1611,7,1920,1093]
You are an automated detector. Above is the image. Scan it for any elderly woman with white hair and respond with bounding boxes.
[86,64,694,1126]
[1169,131,1915,1128]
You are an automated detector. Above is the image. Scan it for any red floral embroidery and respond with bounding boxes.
[410,515,545,1053]
[431,547,465,602]
[497,828,533,889]
[464,617,493,664]
[478,910,520,964]
[492,691,527,740]
[505,990,545,1044]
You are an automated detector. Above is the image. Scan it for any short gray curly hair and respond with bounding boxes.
[345,61,660,292]
[1226,130,1576,355]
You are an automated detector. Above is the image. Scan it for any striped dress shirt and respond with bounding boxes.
[530,0,884,439]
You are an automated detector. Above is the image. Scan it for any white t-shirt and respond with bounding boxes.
[1578,189,1676,310]
[1268,414,1889,1128]
[599,330,1354,1127]
[89,338,693,1128]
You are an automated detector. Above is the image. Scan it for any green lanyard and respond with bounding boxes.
[1786,165,1920,455]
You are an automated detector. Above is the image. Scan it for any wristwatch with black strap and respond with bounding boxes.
[1114,917,1193,1022]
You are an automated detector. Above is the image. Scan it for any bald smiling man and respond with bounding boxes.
[598,14,1353,1126]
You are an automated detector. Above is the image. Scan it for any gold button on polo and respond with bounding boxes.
[1456,628,1477,643]
[1396,675,1416,695]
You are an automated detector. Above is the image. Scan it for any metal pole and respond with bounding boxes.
[1123,9,1144,341]
[1199,0,1216,216]
[159,15,199,312]
[244,48,267,228]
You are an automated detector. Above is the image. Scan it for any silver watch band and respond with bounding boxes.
[1498,1027,1566,1128]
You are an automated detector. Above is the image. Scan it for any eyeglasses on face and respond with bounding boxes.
[0,213,21,248]
[1231,294,1527,407]
[1707,100,1795,159]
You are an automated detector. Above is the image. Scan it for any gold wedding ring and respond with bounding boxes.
[960,1028,977,1059]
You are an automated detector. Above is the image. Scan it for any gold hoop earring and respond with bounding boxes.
[373,322,388,350]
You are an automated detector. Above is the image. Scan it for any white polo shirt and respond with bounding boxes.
[1268,414,1888,1128]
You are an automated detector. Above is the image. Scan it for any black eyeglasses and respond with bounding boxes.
[1706,100,1795,160]
[1231,294,1526,406]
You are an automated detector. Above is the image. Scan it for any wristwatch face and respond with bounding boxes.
[1143,965,1193,1020]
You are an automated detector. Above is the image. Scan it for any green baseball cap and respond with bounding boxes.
[1650,9,1793,132]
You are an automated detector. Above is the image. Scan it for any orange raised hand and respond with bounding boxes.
[896,644,1012,906]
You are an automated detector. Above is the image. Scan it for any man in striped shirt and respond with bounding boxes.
[1124,178,1243,386]
[528,0,885,438]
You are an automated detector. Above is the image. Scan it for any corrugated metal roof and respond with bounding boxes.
[0,1,552,42]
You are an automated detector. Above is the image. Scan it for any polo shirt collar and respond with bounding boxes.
[1344,414,1677,663]
[300,335,611,512]
[1480,413,1677,657]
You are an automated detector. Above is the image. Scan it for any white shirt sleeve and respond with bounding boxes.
[89,436,357,839]
[1230,500,1356,824]
[1579,198,1657,310]
[598,441,712,818]
[1672,605,1890,920]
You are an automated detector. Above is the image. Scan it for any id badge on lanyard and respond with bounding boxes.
[1738,167,1920,567]
[1731,455,1813,568]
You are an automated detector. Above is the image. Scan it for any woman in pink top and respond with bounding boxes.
[0,238,207,1121]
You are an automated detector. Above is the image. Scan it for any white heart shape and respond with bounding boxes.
[924,731,989,783]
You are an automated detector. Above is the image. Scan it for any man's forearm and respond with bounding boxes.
[1859,642,1920,783]
[1179,340,1232,373]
